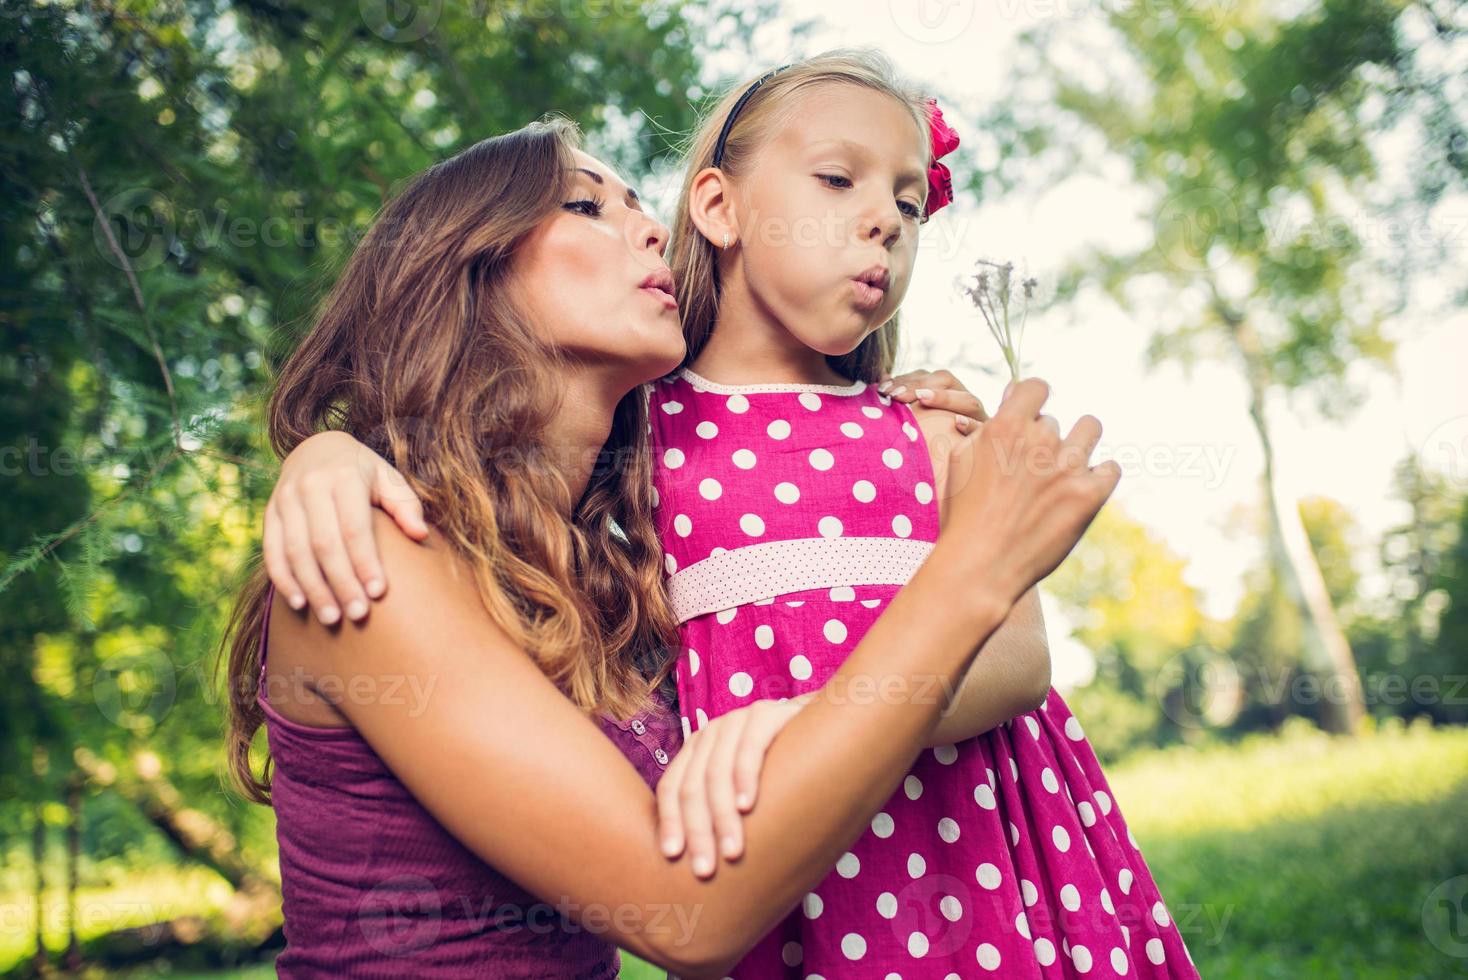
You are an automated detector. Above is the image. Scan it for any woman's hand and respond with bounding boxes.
[263,431,428,624]
[654,693,815,880]
[877,367,989,433]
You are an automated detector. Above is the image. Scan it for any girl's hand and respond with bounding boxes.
[876,367,989,433]
[263,431,428,624]
[654,693,815,880]
[940,377,1118,608]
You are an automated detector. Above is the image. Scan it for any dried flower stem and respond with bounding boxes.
[960,258,1038,383]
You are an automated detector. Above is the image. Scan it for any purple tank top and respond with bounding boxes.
[255,585,682,977]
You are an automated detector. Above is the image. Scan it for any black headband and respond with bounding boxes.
[711,64,793,169]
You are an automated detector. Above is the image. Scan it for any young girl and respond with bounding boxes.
[266,50,1199,978]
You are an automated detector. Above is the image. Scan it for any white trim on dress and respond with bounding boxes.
[666,536,935,624]
[678,366,868,397]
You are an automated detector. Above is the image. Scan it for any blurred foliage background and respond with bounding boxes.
[1,0,1465,977]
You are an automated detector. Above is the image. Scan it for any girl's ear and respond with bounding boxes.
[687,166,739,250]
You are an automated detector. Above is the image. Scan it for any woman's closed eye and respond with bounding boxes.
[563,196,605,217]
[815,174,923,220]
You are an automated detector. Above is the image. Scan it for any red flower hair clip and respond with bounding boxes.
[923,97,961,219]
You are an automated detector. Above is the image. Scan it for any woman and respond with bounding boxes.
[222,116,1118,977]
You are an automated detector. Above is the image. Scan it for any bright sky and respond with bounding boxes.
[661,0,1468,686]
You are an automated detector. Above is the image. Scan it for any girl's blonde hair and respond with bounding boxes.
[668,48,932,383]
[220,118,682,803]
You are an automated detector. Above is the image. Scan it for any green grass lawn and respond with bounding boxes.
[9,720,1466,978]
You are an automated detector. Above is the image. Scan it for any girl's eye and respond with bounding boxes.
[898,201,923,220]
[816,173,853,189]
[563,197,605,217]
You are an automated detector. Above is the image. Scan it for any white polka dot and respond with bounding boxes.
[1010,758,1019,782]
[665,554,677,574]
[715,607,737,625]
[732,448,757,469]
[824,619,848,644]
[729,672,753,697]
[977,943,1001,970]
[1110,947,1129,973]
[840,932,866,960]
[774,481,801,504]
[789,655,812,681]
[1041,768,1059,793]
[660,400,683,415]
[1072,944,1093,973]
[662,447,685,469]
[1146,938,1166,964]
[1021,879,1038,906]
[1035,938,1056,966]
[799,392,823,412]
[1066,716,1085,740]
[862,405,883,419]
[840,421,864,438]
[754,625,774,650]
[695,707,708,728]
[699,477,722,500]
[1152,901,1170,927]
[1096,790,1114,816]
[861,598,881,608]
[932,743,958,765]
[870,811,895,838]
[1129,826,1140,849]
[892,514,913,537]
[781,940,802,965]
[1078,801,1097,826]
[767,419,791,440]
[908,931,929,957]
[836,852,860,878]
[818,515,844,538]
[828,585,855,602]
[696,420,719,439]
[1025,716,1041,739]
[809,448,835,471]
[1061,884,1081,911]
[1052,826,1072,852]
[1118,868,1134,895]
[974,863,1002,892]
[651,486,659,508]
[974,784,996,809]
[850,480,877,504]
[680,715,691,739]
[882,447,904,468]
[876,891,898,918]
[726,394,750,414]
[907,852,926,878]
[937,817,960,843]
[915,481,934,504]
[1015,911,1031,939]
[1100,888,1115,915]
[903,421,919,441]
[740,513,765,537]
[673,514,692,536]
[1009,820,1020,845]
[904,775,923,799]
[803,892,823,919]
[688,649,700,675]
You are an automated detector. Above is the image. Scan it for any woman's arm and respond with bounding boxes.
[273,379,1115,977]
[277,509,1010,977]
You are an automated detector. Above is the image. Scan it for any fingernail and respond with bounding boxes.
[693,855,712,876]
[737,792,751,809]
[319,606,341,625]
[890,385,907,397]
[661,837,678,856]
[956,415,971,429]
[365,579,385,598]
[722,836,739,858]
[915,388,934,400]
[877,380,892,392]
[289,593,306,610]
[346,600,368,620]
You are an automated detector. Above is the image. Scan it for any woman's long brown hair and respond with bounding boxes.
[220,117,682,804]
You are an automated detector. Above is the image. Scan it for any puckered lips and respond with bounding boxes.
[850,262,891,312]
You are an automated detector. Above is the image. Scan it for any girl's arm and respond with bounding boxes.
[270,379,1116,978]
[897,369,1054,744]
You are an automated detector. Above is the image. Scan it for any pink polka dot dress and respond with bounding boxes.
[647,367,1200,979]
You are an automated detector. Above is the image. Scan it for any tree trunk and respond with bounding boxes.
[1222,301,1366,734]
[32,797,47,971]
[65,772,83,970]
